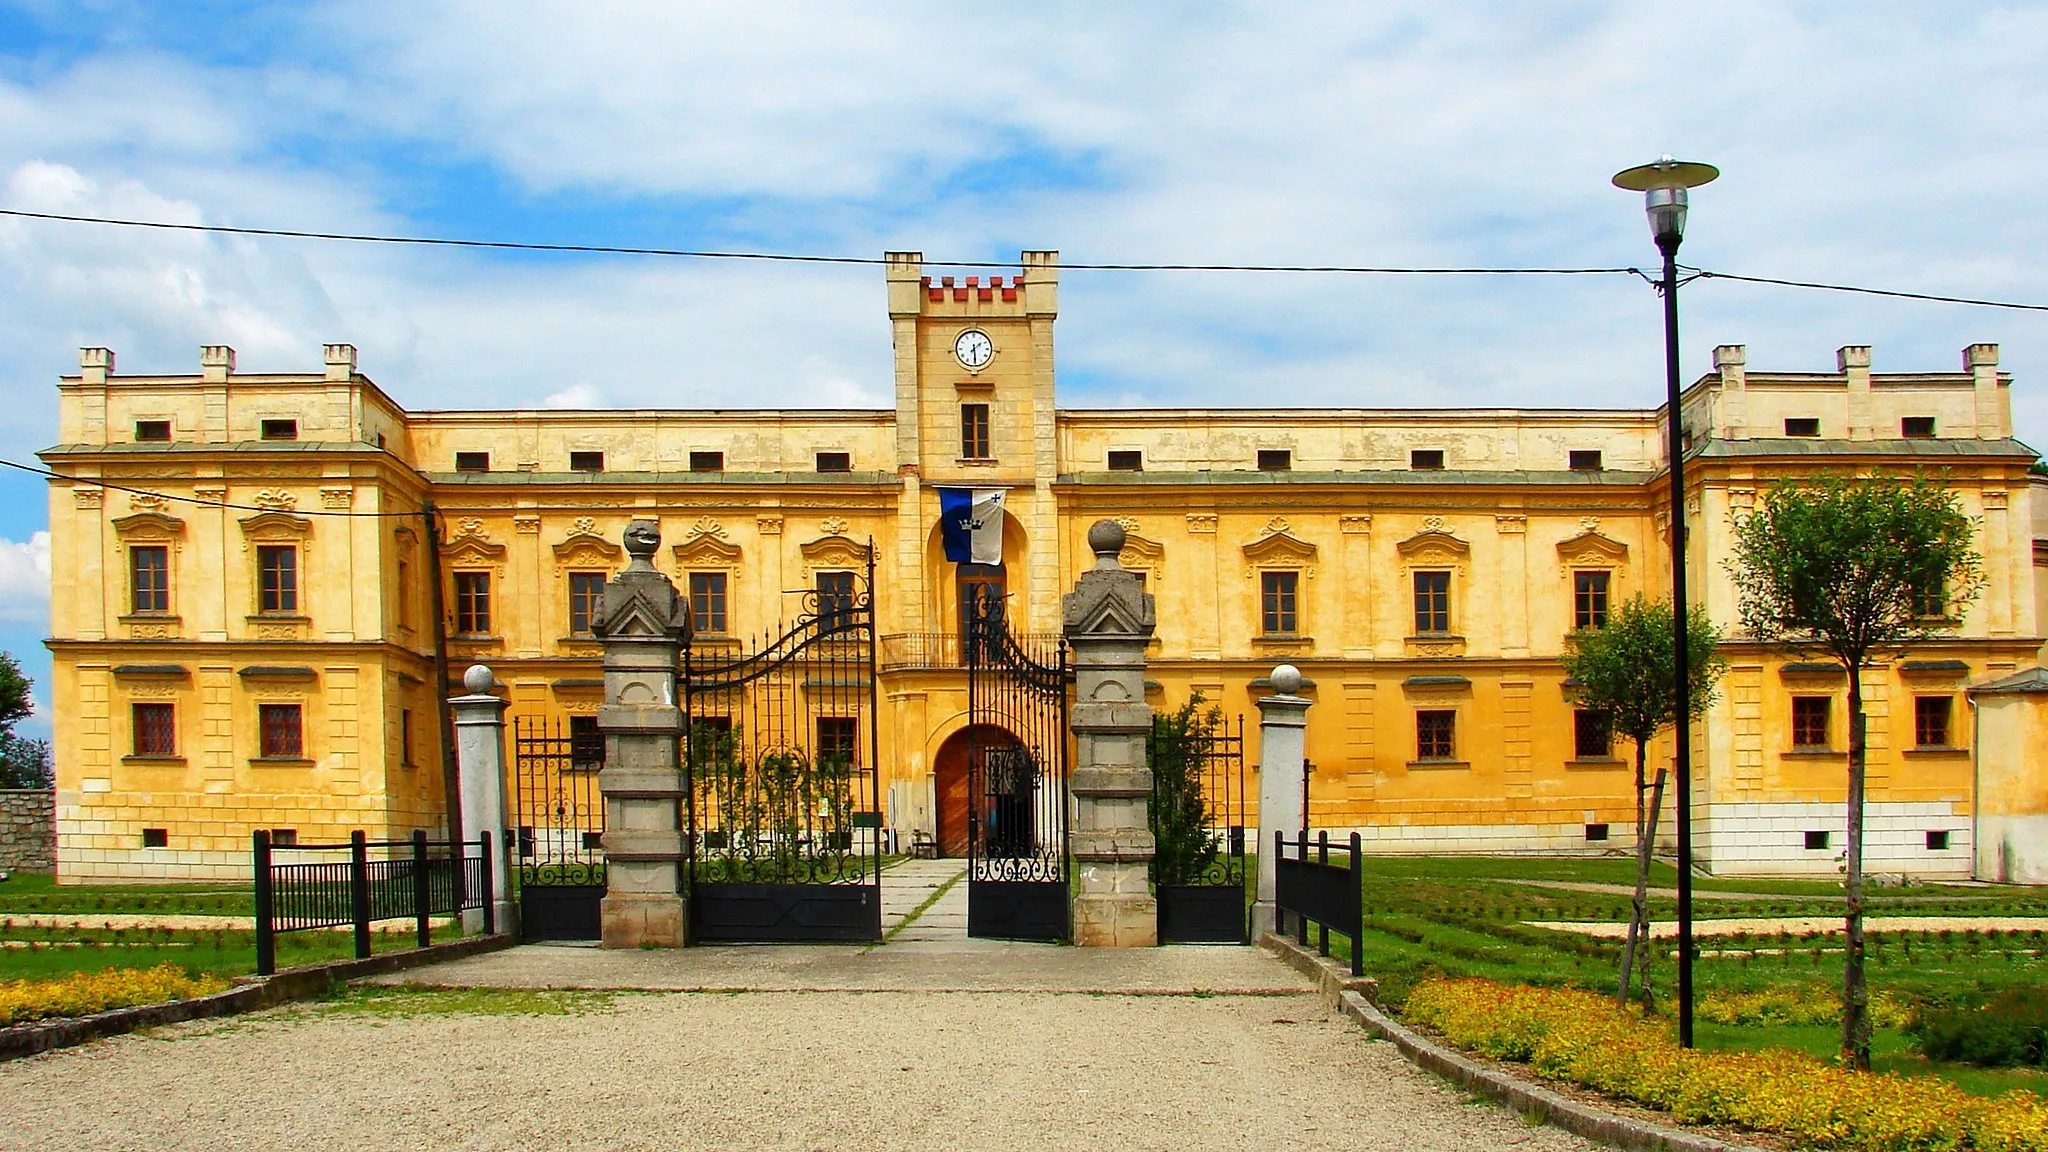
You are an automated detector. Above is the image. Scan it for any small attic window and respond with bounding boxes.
[260,419,299,441]
[1256,449,1292,471]
[815,451,851,473]
[1107,451,1143,472]
[689,451,725,473]
[455,452,489,473]
[135,420,172,443]
[1784,418,1820,438]
[1901,416,1937,439]
[1410,449,1445,470]
[569,451,605,472]
[1569,450,1604,471]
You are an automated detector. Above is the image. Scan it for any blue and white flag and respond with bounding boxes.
[939,487,1006,565]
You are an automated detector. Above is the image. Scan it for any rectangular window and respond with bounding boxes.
[1410,449,1445,470]
[454,571,492,635]
[130,545,170,614]
[271,828,298,847]
[569,451,605,472]
[1914,696,1952,748]
[134,420,171,442]
[960,403,991,459]
[1573,709,1612,760]
[1585,823,1610,843]
[257,545,298,613]
[817,716,858,767]
[1416,710,1456,760]
[1573,570,1610,630]
[1913,577,1947,620]
[1107,450,1143,472]
[689,571,729,634]
[1784,417,1820,437]
[1901,416,1937,439]
[1256,449,1292,471]
[260,418,298,441]
[455,451,490,472]
[400,709,414,767]
[815,451,852,473]
[1260,571,1299,634]
[142,828,168,848]
[568,571,606,635]
[1792,695,1831,749]
[817,571,857,623]
[259,703,303,759]
[570,715,603,772]
[132,702,176,757]
[1804,829,1831,850]
[1413,570,1451,633]
[1926,830,1950,851]
[1569,450,1604,471]
[689,451,725,473]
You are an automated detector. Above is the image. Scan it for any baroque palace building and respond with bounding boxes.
[39,250,2048,884]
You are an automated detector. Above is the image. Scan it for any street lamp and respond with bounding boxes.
[1612,155,1718,1049]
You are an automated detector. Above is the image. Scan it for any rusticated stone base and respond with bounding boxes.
[601,892,684,949]
[1073,860,1157,947]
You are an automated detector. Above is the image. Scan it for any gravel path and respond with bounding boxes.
[0,989,1595,1151]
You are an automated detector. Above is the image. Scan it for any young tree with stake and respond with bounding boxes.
[1729,473,1981,1069]
[1562,595,1725,1007]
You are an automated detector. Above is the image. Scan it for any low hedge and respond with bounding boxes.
[0,963,230,1026]
[1700,985,1914,1030]
[1403,978,2047,1151]
[1911,988,2048,1069]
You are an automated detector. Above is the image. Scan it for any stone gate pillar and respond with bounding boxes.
[448,663,514,935]
[1251,664,1312,939]
[1063,520,1158,947]
[593,519,690,948]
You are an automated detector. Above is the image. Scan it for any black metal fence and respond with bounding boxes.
[963,600,1071,943]
[252,829,492,976]
[1151,710,1250,943]
[513,715,606,941]
[1274,829,1363,976]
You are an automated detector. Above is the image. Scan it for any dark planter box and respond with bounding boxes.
[1158,884,1248,944]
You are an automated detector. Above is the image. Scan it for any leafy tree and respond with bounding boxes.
[0,652,30,736]
[1149,694,1223,886]
[1729,472,1982,1069]
[1562,595,1726,1007]
[0,734,51,789]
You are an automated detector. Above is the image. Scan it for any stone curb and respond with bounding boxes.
[1258,934,1769,1152]
[0,932,516,1063]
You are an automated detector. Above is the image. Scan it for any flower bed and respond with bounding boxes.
[0,963,230,1026]
[1699,985,1913,1030]
[1402,978,2047,1151]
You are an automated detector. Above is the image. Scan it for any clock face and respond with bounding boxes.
[954,329,994,370]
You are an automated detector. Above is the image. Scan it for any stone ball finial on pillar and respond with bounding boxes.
[462,664,496,694]
[1086,519,1126,570]
[622,519,661,570]
[1269,664,1304,696]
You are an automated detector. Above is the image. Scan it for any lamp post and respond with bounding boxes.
[1612,155,1717,1049]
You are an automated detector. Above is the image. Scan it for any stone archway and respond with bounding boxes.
[931,723,1020,858]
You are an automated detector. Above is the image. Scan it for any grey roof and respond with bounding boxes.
[1970,667,2048,696]
[427,470,895,486]
[1691,437,2040,461]
[1061,469,1658,486]
[1900,659,1971,673]
[1404,675,1473,688]
[238,665,318,680]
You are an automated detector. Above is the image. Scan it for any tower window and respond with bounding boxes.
[569,451,605,472]
[260,419,298,441]
[689,451,724,473]
[1107,451,1143,472]
[960,404,992,459]
[455,452,490,472]
[1901,416,1936,439]
[135,420,171,442]
[815,451,852,473]
[1256,450,1292,471]
[1410,449,1445,470]
[1784,418,1820,437]
[1569,450,1604,471]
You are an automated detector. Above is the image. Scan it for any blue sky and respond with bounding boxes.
[3,1,2048,735]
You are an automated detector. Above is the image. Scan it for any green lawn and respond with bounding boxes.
[0,873,252,917]
[1334,854,2048,1097]
[0,922,465,982]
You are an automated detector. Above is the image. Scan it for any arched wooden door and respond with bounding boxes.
[932,724,1016,858]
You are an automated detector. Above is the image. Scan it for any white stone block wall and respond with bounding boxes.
[1698,801,1972,878]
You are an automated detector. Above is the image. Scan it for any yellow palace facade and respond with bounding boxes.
[38,251,2048,883]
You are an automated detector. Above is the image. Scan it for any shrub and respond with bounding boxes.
[0,964,230,1026]
[1700,985,1914,1030]
[1911,987,2048,1069]
[1402,978,2047,1151]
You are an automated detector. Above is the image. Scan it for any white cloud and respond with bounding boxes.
[0,532,51,628]
[541,382,603,408]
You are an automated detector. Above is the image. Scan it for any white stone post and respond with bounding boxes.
[1251,664,1311,939]
[449,664,514,935]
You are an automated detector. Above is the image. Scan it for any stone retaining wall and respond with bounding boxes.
[0,789,56,872]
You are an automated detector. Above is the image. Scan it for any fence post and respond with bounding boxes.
[1295,830,1309,947]
[1252,666,1312,939]
[253,830,275,977]
[478,831,496,936]
[412,829,431,949]
[350,830,372,961]
[450,663,514,937]
[1316,830,1330,957]
[1349,831,1364,977]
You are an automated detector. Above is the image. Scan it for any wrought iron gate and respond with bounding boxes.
[964,598,1071,942]
[682,554,882,943]
[1150,708,1250,943]
[512,715,606,941]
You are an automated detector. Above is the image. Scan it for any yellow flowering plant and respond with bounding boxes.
[0,963,230,1027]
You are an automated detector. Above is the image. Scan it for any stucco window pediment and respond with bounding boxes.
[113,511,186,540]
[800,534,870,576]
[1555,530,1629,572]
[673,534,742,567]
[1394,528,1469,572]
[1240,529,1318,579]
[238,511,312,554]
[440,519,506,566]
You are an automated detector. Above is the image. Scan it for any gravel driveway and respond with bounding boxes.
[0,988,1594,1151]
